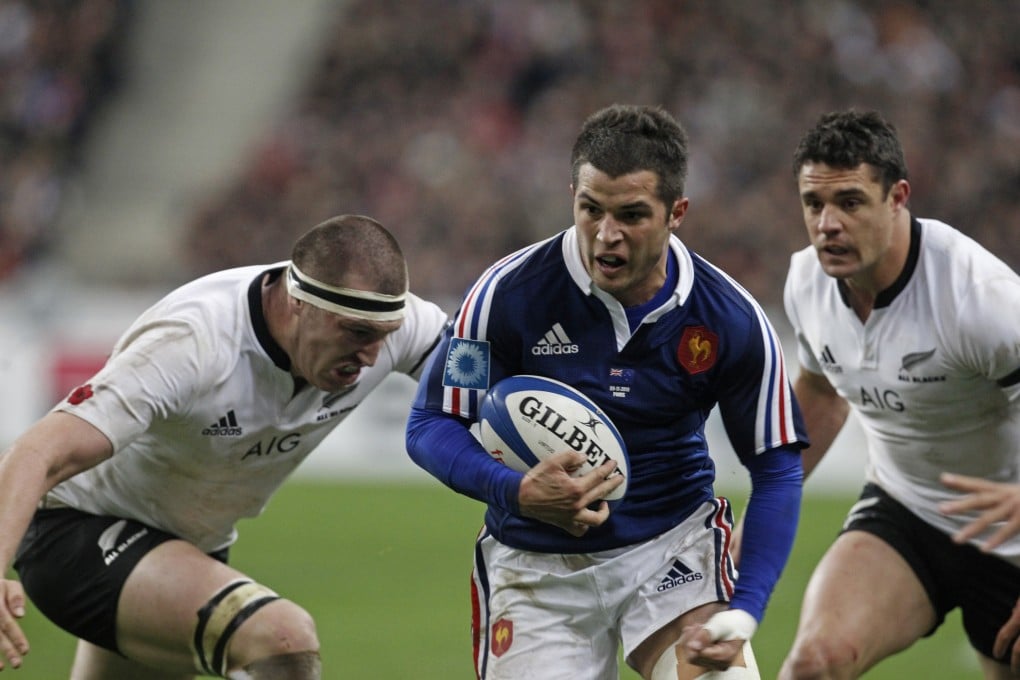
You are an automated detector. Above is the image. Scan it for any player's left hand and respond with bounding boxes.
[993,594,1020,673]
[0,578,28,671]
[517,451,622,536]
[938,472,1020,551]
[678,624,744,671]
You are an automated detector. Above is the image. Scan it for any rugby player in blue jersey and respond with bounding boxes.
[779,110,1020,679]
[407,104,808,679]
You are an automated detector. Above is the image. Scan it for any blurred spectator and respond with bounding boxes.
[0,0,132,280]
[180,0,1017,308]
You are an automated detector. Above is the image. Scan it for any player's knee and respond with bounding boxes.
[193,579,319,678]
[226,650,321,679]
[779,635,860,680]
[234,598,319,657]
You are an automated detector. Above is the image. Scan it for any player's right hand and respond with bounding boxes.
[939,472,1020,551]
[993,594,1020,673]
[517,451,623,536]
[0,578,28,671]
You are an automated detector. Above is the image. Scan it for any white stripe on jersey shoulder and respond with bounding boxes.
[700,257,799,453]
[455,234,558,341]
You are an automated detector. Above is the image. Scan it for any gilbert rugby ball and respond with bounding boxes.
[479,375,629,500]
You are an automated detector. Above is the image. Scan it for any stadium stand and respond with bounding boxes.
[0,0,133,280]
[180,0,1020,308]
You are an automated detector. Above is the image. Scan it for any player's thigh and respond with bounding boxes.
[620,498,741,673]
[70,639,194,680]
[794,530,936,663]
[976,651,1017,680]
[473,536,620,679]
[628,601,737,679]
[114,538,316,674]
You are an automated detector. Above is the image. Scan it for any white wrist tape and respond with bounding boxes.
[703,609,758,642]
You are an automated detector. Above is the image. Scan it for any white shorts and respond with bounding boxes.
[470,498,737,679]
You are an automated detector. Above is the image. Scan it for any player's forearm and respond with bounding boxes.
[0,444,55,572]
[797,407,848,479]
[405,407,522,513]
[728,446,803,621]
[0,413,112,571]
[793,373,849,479]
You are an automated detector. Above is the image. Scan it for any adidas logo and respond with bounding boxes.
[531,323,580,356]
[656,559,703,592]
[818,345,842,374]
[202,409,243,436]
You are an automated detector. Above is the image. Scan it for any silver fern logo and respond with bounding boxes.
[98,519,148,565]
[900,349,936,371]
[97,520,127,557]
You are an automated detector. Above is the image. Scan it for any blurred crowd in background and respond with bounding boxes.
[3,0,1019,308]
[0,0,132,280]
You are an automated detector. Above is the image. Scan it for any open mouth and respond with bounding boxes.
[595,254,626,274]
[820,244,851,257]
[332,365,361,383]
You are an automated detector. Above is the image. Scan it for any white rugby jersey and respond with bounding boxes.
[785,218,1020,564]
[47,263,448,553]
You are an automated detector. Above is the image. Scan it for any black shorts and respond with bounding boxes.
[843,483,1020,660]
[13,508,229,653]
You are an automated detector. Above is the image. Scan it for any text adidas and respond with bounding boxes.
[202,425,243,436]
[532,343,579,356]
[656,571,703,592]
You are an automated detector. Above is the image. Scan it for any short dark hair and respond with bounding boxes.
[793,109,908,195]
[291,215,407,295]
[570,104,689,206]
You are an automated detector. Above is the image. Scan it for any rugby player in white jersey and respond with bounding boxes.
[0,215,449,678]
[778,110,1020,679]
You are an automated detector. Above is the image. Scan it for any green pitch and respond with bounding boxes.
[12,482,979,678]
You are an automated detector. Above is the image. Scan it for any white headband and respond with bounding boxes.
[286,264,406,322]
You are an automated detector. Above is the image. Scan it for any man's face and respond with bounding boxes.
[291,304,402,392]
[797,161,907,281]
[572,163,687,307]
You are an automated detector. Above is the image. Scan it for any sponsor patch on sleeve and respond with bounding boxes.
[442,338,491,390]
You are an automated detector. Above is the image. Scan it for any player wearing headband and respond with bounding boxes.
[0,215,449,678]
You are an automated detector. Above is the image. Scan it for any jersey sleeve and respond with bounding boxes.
[406,310,525,512]
[406,245,546,508]
[381,292,450,379]
[727,445,803,621]
[716,295,808,459]
[54,319,208,452]
[784,250,822,375]
[953,273,1020,393]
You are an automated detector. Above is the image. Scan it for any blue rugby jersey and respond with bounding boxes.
[407,228,807,618]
